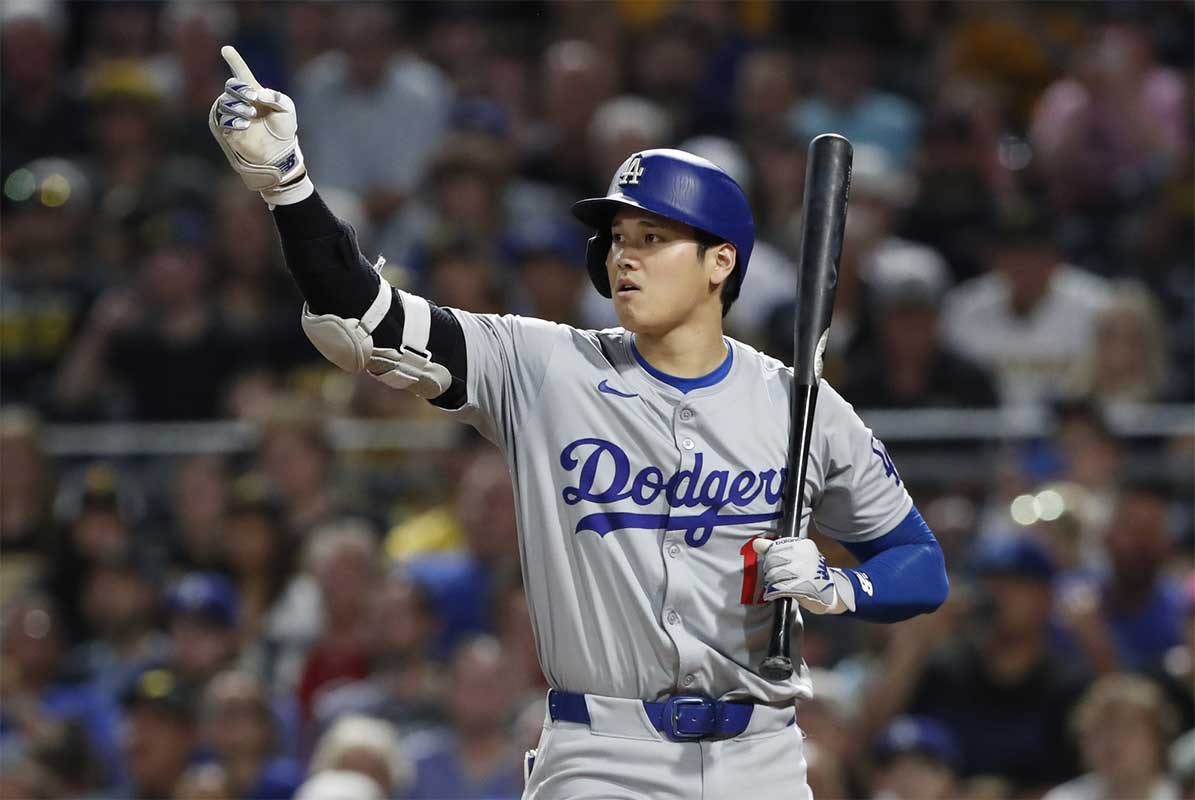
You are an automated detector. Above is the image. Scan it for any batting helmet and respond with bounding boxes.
[571,149,754,298]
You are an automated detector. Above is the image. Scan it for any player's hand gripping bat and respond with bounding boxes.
[760,134,853,682]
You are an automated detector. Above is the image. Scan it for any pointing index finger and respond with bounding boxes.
[221,45,262,90]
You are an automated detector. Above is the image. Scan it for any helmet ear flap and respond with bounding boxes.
[585,232,612,298]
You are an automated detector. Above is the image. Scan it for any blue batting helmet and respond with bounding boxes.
[571,149,755,298]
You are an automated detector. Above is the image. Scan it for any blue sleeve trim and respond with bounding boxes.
[838,506,949,623]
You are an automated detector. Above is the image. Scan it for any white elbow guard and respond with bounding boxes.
[300,261,452,399]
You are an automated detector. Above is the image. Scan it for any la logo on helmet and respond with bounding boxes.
[618,154,645,186]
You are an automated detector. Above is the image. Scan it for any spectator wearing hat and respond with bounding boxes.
[72,545,168,702]
[941,200,1112,407]
[45,461,143,642]
[864,536,1090,795]
[508,221,588,328]
[165,572,241,689]
[1043,674,1182,800]
[196,669,304,800]
[120,665,201,799]
[869,716,962,800]
[844,249,999,408]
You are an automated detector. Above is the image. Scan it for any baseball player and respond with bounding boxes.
[210,47,949,798]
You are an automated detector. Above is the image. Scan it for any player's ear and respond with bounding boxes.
[708,243,737,288]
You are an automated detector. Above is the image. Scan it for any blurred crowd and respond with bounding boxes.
[0,1,1192,799]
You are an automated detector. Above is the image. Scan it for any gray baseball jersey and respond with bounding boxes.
[440,311,912,705]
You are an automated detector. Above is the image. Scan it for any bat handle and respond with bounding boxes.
[761,596,795,680]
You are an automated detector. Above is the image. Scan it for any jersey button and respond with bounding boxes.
[666,610,680,626]
[680,409,694,421]
[682,674,695,687]
[681,438,695,450]
[668,544,680,558]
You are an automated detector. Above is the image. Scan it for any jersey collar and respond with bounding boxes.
[629,334,734,394]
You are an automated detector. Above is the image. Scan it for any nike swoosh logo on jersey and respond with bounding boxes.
[597,380,638,399]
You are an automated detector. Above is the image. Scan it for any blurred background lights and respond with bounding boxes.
[1011,488,1069,525]
[40,173,72,207]
[4,168,36,202]
[1010,493,1040,525]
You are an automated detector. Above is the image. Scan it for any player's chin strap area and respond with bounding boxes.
[300,257,452,399]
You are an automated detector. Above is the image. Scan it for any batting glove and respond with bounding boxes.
[752,537,857,615]
[208,45,313,208]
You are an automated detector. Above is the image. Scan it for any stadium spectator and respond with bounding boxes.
[733,47,800,141]
[865,536,1090,794]
[0,2,85,176]
[405,636,524,799]
[1043,674,1181,800]
[0,408,55,607]
[869,716,962,800]
[256,412,344,535]
[0,591,123,790]
[941,201,1112,407]
[307,714,408,798]
[56,239,248,421]
[295,3,452,228]
[73,545,167,701]
[295,520,381,723]
[1031,24,1188,231]
[789,38,922,169]
[391,447,518,654]
[845,247,999,408]
[166,454,230,576]
[1066,281,1173,403]
[1086,482,1186,672]
[165,572,241,689]
[0,157,100,410]
[120,664,200,800]
[312,568,445,734]
[521,39,616,196]
[197,669,304,799]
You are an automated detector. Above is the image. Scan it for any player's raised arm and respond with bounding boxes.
[208,46,467,408]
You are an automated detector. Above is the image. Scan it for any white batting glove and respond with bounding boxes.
[208,45,313,208]
[752,537,857,615]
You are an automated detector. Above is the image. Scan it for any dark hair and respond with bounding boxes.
[694,229,740,318]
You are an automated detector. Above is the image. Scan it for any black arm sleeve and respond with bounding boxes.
[270,192,468,409]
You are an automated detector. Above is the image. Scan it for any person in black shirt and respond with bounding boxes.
[844,253,999,409]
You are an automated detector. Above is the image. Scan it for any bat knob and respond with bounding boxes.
[760,655,794,681]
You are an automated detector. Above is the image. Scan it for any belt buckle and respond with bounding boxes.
[665,696,716,741]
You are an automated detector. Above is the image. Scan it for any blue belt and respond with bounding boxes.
[548,689,763,742]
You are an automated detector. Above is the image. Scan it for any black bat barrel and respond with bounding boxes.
[761,134,852,682]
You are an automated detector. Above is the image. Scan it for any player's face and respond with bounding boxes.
[607,209,733,335]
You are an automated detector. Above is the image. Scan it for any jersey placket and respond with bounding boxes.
[658,397,706,694]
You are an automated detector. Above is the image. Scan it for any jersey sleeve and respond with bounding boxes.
[811,381,913,543]
[444,310,568,446]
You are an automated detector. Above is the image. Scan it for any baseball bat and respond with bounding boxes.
[760,134,852,682]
